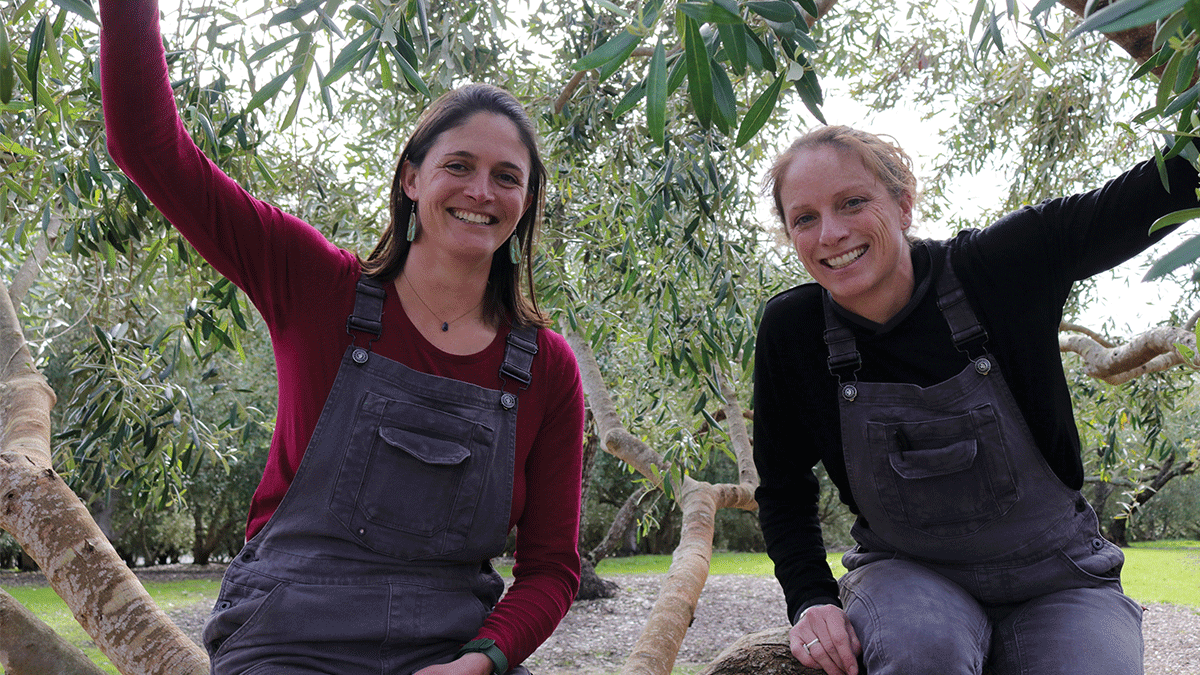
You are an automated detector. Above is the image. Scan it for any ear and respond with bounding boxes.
[400,161,420,202]
[898,192,914,231]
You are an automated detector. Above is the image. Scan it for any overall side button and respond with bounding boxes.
[500,392,517,410]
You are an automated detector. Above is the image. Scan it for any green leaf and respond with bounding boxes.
[793,57,825,123]
[679,2,742,24]
[573,29,641,72]
[667,53,688,94]
[1162,80,1200,116]
[322,31,372,86]
[736,75,784,146]
[747,1,797,22]
[1030,0,1059,18]
[268,0,325,28]
[717,22,747,74]
[386,42,431,97]
[683,16,713,129]
[744,26,776,71]
[710,58,736,131]
[347,4,382,29]
[27,14,46,108]
[50,0,96,23]
[1069,0,1189,38]
[1131,43,1172,80]
[1158,46,1186,111]
[647,40,667,147]
[1149,207,1200,234]
[0,26,13,105]
[281,46,314,130]
[1144,231,1200,280]
[245,62,304,115]
[249,33,306,63]
[1154,8,1191,50]
[1022,44,1052,76]
[415,0,430,43]
[613,79,646,117]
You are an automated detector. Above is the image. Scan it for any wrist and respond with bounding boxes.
[456,638,507,675]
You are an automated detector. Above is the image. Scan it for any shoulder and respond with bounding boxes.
[762,282,823,324]
[529,326,583,392]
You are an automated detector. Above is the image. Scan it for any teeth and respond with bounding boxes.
[451,209,492,224]
[825,246,866,269]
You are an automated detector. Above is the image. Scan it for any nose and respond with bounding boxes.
[817,215,849,246]
[463,172,494,203]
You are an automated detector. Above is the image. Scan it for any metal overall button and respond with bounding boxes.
[1091,537,1106,551]
[974,357,992,375]
[241,549,256,562]
[352,348,369,364]
[841,384,858,402]
[500,392,518,410]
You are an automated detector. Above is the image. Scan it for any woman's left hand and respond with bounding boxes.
[412,653,494,675]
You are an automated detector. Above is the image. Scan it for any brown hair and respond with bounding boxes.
[764,125,917,229]
[361,83,549,328]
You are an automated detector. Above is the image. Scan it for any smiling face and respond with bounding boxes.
[779,143,915,323]
[401,112,534,266]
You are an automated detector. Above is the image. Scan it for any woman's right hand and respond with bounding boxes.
[788,604,861,675]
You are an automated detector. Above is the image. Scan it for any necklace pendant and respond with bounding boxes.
[441,322,449,332]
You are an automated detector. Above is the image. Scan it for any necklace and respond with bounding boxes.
[402,272,483,332]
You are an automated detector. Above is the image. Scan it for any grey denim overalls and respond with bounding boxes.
[824,253,1142,674]
[203,276,538,675]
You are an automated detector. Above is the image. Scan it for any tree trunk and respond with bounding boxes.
[576,413,619,599]
[0,279,209,675]
[590,485,647,563]
[0,588,107,675]
[566,330,757,675]
[698,627,822,675]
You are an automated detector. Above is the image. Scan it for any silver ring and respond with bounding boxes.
[802,637,820,655]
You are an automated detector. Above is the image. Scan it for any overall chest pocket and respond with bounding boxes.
[865,405,1018,538]
[329,391,496,559]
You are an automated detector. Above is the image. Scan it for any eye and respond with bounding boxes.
[442,161,470,173]
[495,171,523,187]
[790,213,816,230]
[844,196,868,209]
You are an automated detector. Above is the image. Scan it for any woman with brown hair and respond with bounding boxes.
[99,2,585,673]
[754,125,1197,675]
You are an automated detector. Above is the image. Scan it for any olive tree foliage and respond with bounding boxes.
[2,0,1200,674]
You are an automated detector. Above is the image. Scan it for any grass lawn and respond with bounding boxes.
[586,544,1198,608]
[3,542,1195,672]
[2,579,220,674]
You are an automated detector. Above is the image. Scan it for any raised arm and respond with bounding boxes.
[99,0,350,324]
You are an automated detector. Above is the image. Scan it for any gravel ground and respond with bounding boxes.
[6,566,1198,673]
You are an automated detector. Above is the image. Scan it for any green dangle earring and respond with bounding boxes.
[509,233,521,264]
[406,202,418,242]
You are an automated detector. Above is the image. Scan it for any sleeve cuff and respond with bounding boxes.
[792,597,841,625]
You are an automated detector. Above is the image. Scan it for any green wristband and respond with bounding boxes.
[456,638,508,675]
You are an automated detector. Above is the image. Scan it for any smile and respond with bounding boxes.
[823,245,867,270]
[450,208,496,225]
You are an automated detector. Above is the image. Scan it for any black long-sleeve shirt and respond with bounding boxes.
[753,153,1200,623]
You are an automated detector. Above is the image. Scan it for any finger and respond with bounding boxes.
[788,625,821,668]
[808,620,854,675]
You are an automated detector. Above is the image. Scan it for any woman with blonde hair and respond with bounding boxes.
[754,125,1196,675]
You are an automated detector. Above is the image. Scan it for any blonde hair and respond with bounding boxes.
[764,126,917,229]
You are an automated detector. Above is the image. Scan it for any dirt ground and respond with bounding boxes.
[4,565,1198,674]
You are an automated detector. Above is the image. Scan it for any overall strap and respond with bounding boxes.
[823,291,861,381]
[500,325,539,388]
[346,275,387,349]
[934,251,989,357]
